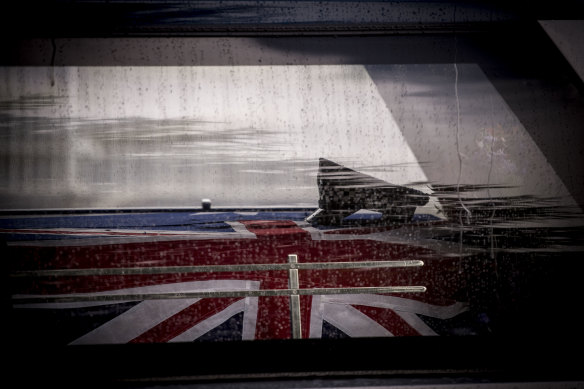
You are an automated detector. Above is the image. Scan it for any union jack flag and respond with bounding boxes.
[5,211,479,344]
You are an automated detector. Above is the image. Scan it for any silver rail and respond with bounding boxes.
[288,254,302,339]
[11,286,427,304]
[11,254,427,339]
[10,260,424,278]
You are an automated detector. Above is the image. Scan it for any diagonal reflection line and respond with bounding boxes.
[10,260,424,278]
[12,286,427,304]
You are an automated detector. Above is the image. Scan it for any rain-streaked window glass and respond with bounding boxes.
[3,29,584,346]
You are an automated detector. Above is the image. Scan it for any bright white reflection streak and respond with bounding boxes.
[0,65,429,209]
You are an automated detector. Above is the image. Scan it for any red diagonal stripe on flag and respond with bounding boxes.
[130,297,242,343]
[239,220,308,237]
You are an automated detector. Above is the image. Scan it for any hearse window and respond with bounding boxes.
[2,1,584,387]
